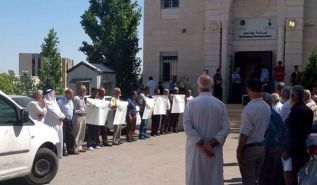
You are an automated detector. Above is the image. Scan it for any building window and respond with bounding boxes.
[160,51,178,82]
[161,0,179,9]
[32,57,35,76]
[38,58,41,72]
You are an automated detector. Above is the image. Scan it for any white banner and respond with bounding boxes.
[113,101,128,125]
[142,98,155,119]
[136,112,141,125]
[171,95,185,114]
[153,95,168,115]
[86,98,110,126]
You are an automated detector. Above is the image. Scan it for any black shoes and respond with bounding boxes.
[63,151,68,157]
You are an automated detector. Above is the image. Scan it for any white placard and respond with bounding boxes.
[142,98,155,119]
[234,17,277,40]
[113,101,128,125]
[86,98,110,126]
[136,112,141,125]
[171,95,185,114]
[153,95,168,115]
[281,157,292,172]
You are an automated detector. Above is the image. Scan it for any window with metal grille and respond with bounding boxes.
[161,0,179,9]
[160,51,178,82]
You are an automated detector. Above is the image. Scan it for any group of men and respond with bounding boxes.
[27,83,193,157]
[184,74,317,185]
[27,86,89,157]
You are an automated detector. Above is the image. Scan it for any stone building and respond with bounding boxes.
[19,53,74,89]
[143,0,317,102]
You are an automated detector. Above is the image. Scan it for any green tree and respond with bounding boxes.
[298,49,317,89]
[0,70,36,96]
[176,75,192,94]
[38,28,62,94]
[0,72,14,94]
[15,72,36,96]
[80,0,142,97]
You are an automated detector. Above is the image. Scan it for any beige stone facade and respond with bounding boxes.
[19,53,74,89]
[143,0,317,102]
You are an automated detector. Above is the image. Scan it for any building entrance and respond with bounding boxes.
[231,51,273,103]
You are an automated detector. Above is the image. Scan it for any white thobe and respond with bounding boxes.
[44,91,65,158]
[183,92,230,185]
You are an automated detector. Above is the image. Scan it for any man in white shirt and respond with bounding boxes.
[272,93,283,114]
[27,90,47,122]
[145,76,158,97]
[184,74,230,185]
[186,89,194,102]
[237,79,271,185]
[280,86,292,122]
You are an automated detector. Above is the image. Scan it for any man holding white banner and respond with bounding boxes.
[138,86,151,139]
[151,89,164,136]
[86,87,101,151]
[169,87,181,133]
[160,89,171,134]
[98,88,112,147]
[110,88,123,145]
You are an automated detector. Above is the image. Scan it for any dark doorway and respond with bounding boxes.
[231,51,273,101]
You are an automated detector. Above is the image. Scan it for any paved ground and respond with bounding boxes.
[1,132,242,185]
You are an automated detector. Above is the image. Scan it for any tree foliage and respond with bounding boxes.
[14,72,37,96]
[80,0,142,97]
[0,70,36,96]
[38,28,62,94]
[0,72,14,94]
[176,75,192,94]
[298,49,317,90]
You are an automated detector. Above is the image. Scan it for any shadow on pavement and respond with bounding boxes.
[0,178,28,185]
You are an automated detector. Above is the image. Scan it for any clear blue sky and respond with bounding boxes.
[0,0,144,73]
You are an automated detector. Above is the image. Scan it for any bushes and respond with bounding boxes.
[298,49,317,90]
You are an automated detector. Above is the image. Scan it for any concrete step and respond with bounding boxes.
[226,104,242,132]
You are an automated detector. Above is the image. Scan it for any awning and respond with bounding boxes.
[69,78,92,83]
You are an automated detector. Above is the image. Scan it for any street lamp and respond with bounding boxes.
[288,20,297,28]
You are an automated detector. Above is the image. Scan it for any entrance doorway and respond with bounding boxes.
[231,51,273,101]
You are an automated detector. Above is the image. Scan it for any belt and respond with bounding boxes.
[244,143,264,149]
[74,113,86,116]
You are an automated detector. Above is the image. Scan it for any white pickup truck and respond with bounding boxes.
[0,91,59,185]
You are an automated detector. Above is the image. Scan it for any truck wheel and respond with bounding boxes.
[25,148,59,185]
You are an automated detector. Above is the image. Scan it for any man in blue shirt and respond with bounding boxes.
[138,86,150,139]
[58,89,78,156]
[260,93,286,185]
[126,91,138,142]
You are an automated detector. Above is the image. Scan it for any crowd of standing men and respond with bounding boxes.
[26,78,193,158]
[184,62,317,185]
[25,62,317,185]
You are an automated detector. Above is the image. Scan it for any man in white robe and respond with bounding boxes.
[44,89,65,158]
[183,75,230,185]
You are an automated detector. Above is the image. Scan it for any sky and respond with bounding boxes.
[0,0,144,73]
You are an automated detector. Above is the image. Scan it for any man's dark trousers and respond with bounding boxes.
[63,119,75,152]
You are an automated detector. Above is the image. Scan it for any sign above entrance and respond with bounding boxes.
[234,17,277,40]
